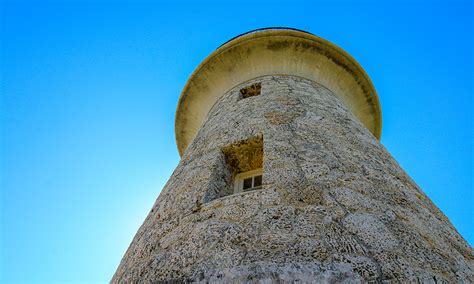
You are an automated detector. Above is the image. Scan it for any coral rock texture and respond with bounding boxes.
[112,76,473,283]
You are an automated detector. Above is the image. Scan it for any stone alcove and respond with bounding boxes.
[203,135,264,203]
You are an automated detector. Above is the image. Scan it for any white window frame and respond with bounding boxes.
[234,168,263,194]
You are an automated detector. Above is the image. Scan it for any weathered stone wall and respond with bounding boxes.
[112,75,473,283]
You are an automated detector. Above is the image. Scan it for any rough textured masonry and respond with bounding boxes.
[113,75,473,283]
[113,29,473,283]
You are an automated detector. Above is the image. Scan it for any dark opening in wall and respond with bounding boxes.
[239,83,261,99]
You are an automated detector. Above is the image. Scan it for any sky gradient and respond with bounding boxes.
[1,0,473,283]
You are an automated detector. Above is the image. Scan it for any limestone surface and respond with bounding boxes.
[112,76,473,283]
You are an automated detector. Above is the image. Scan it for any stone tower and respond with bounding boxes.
[112,28,473,283]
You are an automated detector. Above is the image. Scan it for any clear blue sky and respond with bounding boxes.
[1,0,472,283]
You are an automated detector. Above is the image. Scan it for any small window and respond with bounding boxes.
[234,168,263,193]
[219,135,264,199]
[239,83,261,99]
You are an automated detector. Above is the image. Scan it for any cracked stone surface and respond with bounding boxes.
[112,75,473,283]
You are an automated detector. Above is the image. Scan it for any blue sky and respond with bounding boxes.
[1,0,472,283]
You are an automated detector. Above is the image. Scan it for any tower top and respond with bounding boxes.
[175,28,382,156]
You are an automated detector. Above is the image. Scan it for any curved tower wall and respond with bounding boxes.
[113,75,473,282]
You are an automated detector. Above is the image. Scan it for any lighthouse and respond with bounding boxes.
[112,28,473,282]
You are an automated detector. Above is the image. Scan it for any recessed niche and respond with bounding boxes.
[222,135,264,196]
[202,136,264,204]
[222,135,263,174]
[239,83,262,99]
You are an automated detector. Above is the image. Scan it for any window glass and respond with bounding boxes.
[233,168,263,194]
[243,177,253,190]
[254,175,262,188]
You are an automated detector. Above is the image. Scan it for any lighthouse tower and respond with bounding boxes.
[112,28,473,282]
